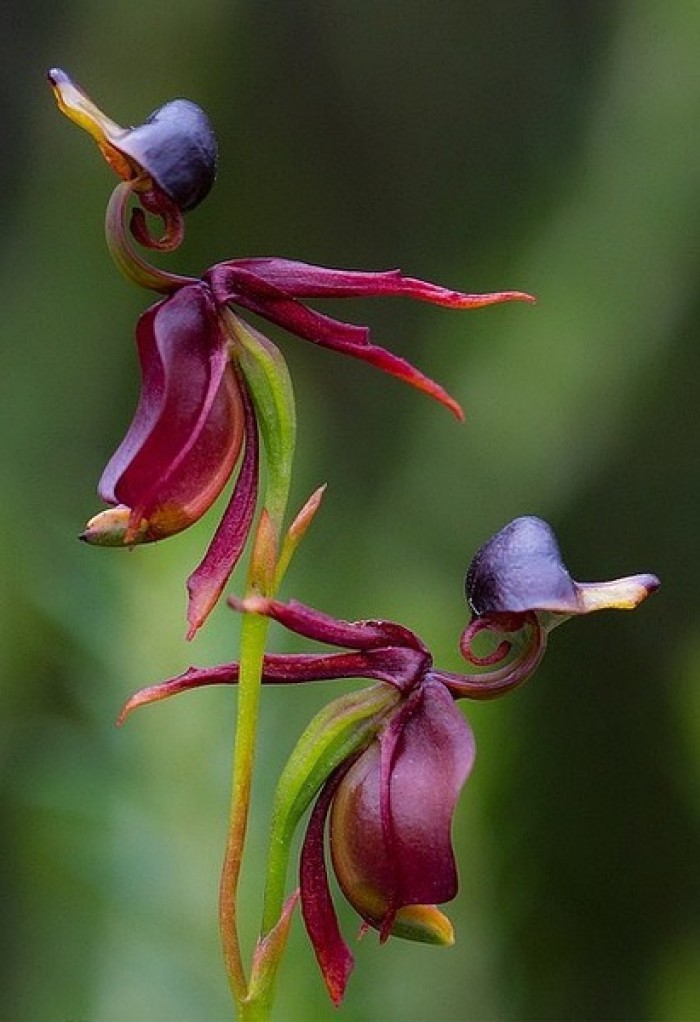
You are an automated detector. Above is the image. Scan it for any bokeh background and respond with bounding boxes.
[2,2,699,1019]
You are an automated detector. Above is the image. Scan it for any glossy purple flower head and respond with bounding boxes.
[117,517,658,1004]
[466,514,659,617]
[51,70,536,635]
[48,68,217,210]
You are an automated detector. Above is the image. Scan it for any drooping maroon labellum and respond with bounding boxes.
[330,678,475,934]
[97,283,244,543]
[207,258,536,420]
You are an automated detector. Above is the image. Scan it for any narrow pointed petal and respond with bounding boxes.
[117,653,401,724]
[117,663,240,724]
[210,257,534,307]
[335,340,465,420]
[234,595,430,654]
[186,381,259,638]
[206,259,533,419]
[300,766,355,1007]
[99,284,244,544]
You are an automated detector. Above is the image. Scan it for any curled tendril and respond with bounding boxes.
[130,187,185,252]
[458,611,530,666]
[435,611,547,700]
[105,180,194,292]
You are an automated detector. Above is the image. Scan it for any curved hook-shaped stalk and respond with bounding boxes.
[105,181,195,293]
[436,611,547,700]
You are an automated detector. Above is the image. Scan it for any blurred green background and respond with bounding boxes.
[2,1,699,1019]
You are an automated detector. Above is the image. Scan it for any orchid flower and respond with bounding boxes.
[49,69,534,636]
[117,516,659,1004]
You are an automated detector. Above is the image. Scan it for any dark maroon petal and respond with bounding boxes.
[207,263,371,346]
[466,515,581,616]
[210,257,533,307]
[117,663,240,723]
[330,679,475,933]
[329,341,465,420]
[118,648,430,724]
[186,379,259,638]
[300,765,355,1007]
[233,595,430,654]
[99,283,243,540]
[118,651,405,724]
[206,264,468,418]
[381,679,476,904]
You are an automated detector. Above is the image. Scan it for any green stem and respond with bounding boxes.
[219,599,274,1009]
[238,997,273,1022]
[218,314,297,1020]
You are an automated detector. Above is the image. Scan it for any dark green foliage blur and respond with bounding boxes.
[1,2,699,1019]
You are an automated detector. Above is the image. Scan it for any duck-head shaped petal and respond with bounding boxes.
[466,515,659,626]
[48,68,217,210]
